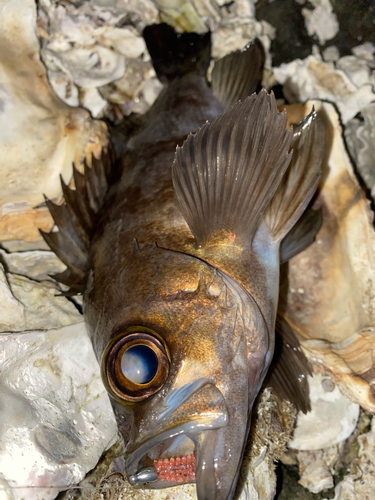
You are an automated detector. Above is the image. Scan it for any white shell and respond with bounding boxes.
[0,0,108,243]
[330,417,375,499]
[301,0,339,45]
[289,374,360,450]
[274,52,375,123]
[280,101,375,414]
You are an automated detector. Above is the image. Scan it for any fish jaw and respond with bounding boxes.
[118,381,228,490]
[119,356,263,499]
[121,379,253,500]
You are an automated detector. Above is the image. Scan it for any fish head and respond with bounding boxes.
[85,243,271,499]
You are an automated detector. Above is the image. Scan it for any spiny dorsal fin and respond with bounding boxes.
[266,315,312,414]
[172,89,293,247]
[40,147,114,294]
[264,108,325,242]
[211,39,265,109]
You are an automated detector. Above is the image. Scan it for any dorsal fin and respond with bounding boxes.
[211,39,265,109]
[40,147,114,294]
[172,89,293,247]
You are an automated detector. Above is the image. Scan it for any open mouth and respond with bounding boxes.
[125,382,229,489]
[128,434,197,487]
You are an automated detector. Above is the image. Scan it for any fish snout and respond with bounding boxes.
[125,382,229,476]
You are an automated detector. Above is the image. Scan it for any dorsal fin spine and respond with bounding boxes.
[73,165,95,228]
[59,175,91,243]
[40,147,113,294]
[132,238,140,254]
[84,159,101,212]
[43,197,88,257]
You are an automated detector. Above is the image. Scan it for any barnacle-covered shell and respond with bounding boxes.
[279,101,375,413]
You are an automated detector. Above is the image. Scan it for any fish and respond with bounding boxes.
[40,23,326,500]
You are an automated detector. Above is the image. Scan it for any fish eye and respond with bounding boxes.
[121,345,158,384]
[101,327,170,404]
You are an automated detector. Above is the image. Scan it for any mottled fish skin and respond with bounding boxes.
[41,23,325,500]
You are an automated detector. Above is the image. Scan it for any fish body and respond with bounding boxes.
[41,24,325,500]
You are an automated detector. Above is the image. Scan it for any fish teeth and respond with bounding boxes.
[154,453,196,483]
[132,238,141,254]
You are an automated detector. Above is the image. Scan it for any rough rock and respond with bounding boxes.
[0,323,118,500]
[0,248,66,282]
[0,0,109,243]
[0,263,81,332]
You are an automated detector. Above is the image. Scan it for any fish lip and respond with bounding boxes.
[125,416,228,477]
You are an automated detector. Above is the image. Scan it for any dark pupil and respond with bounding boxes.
[121,345,158,384]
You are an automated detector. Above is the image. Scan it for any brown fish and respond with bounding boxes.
[41,24,325,500]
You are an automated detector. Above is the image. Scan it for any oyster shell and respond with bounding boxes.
[274,49,375,123]
[279,101,375,414]
[345,102,375,200]
[0,0,109,243]
[301,0,339,45]
[329,415,375,500]
[289,374,360,451]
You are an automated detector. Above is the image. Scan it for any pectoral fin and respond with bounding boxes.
[266,315,312,414]
[264,108,325,242]
[172,89,293,248]
[280,207,322,263]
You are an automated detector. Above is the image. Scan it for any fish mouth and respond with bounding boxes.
[126,427,199,488]
[126,415,227,488]
[125,382,230,494]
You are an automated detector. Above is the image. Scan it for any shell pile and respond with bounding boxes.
[1,0,375,499]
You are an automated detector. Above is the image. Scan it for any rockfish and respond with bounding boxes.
[41,23,325,500]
